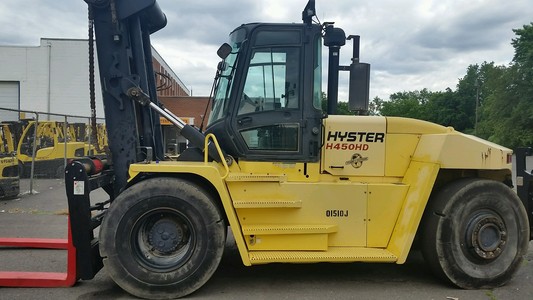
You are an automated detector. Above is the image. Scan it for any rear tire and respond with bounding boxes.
[100,177,226,299]
[421,178,530,289]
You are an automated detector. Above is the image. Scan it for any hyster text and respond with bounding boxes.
[327,131,385,143]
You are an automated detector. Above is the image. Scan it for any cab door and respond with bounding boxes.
[231,27,320,162]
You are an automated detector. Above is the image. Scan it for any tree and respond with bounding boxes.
[320,92,354,115]
[424,88,461,128]
[473,63,510,140]
[454,65,480,132]
[368,97,384,116]
[380,89,432,120]
[512,22,533,86]
[479,23,533,148]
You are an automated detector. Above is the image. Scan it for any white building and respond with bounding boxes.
[0,38,189,121]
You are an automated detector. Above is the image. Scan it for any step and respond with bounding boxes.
[226,173,286,182]
[242,224,338,235]
[233,199,302,208]
[248,247,398,264]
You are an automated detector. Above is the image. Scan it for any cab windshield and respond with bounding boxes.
[208,28,246,125]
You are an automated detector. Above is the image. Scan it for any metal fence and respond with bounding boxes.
[0,107,106,197]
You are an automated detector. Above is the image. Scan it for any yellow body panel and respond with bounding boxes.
[367,183,409,247]
[385,134,420,176]
[322,116,386,177]
[386,117,452,134]
[229,180,367,249]
[413,133,512,169]
[387,161,440,263]
[235,161,321,182]
[242,224,336,251]
[126,116,513,267]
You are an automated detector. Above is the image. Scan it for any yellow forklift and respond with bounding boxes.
[0,123,19,198]
[57,1,530,299]
[17,120,102,178]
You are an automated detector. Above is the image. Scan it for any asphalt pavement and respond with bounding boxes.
[1,178,532,300]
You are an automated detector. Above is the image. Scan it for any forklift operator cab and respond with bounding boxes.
[206,23,324,163]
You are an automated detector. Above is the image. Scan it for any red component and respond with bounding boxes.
[91,158,104,174]
[0,217,77,287]
[75,157,106,175]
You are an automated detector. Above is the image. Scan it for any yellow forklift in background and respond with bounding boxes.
[17,120,102,178]
[0,123,19,198]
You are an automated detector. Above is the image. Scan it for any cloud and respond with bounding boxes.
[412,2,522,52]
[156,0,258,45]
[1,0,531,101]
[0,1,87,45]
[331,0,532,99]
[151,38,221,95]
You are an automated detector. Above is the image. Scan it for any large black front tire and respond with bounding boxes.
[421,178,530,289]
[100,177,226,299]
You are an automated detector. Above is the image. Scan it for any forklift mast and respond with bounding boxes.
[86,0,166,193]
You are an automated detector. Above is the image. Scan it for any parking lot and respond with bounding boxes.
[1,179,532,299]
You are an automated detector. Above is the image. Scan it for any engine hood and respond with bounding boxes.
[386,117,512,169]
[321,116,512,177]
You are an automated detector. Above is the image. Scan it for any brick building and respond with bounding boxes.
[152,49,190,98]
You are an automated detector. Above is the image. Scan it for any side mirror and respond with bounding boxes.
[217,43,232,60]
[348,63,370,112]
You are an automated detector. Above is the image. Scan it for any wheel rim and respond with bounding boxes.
[464,210,507,261]
[131,208,196,272]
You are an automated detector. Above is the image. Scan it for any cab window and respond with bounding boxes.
[240,124,299,151]
[238,47,300,115]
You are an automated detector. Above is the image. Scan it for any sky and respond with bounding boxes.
[0,0,532,101]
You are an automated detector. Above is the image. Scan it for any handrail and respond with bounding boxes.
[204,133,229,179]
